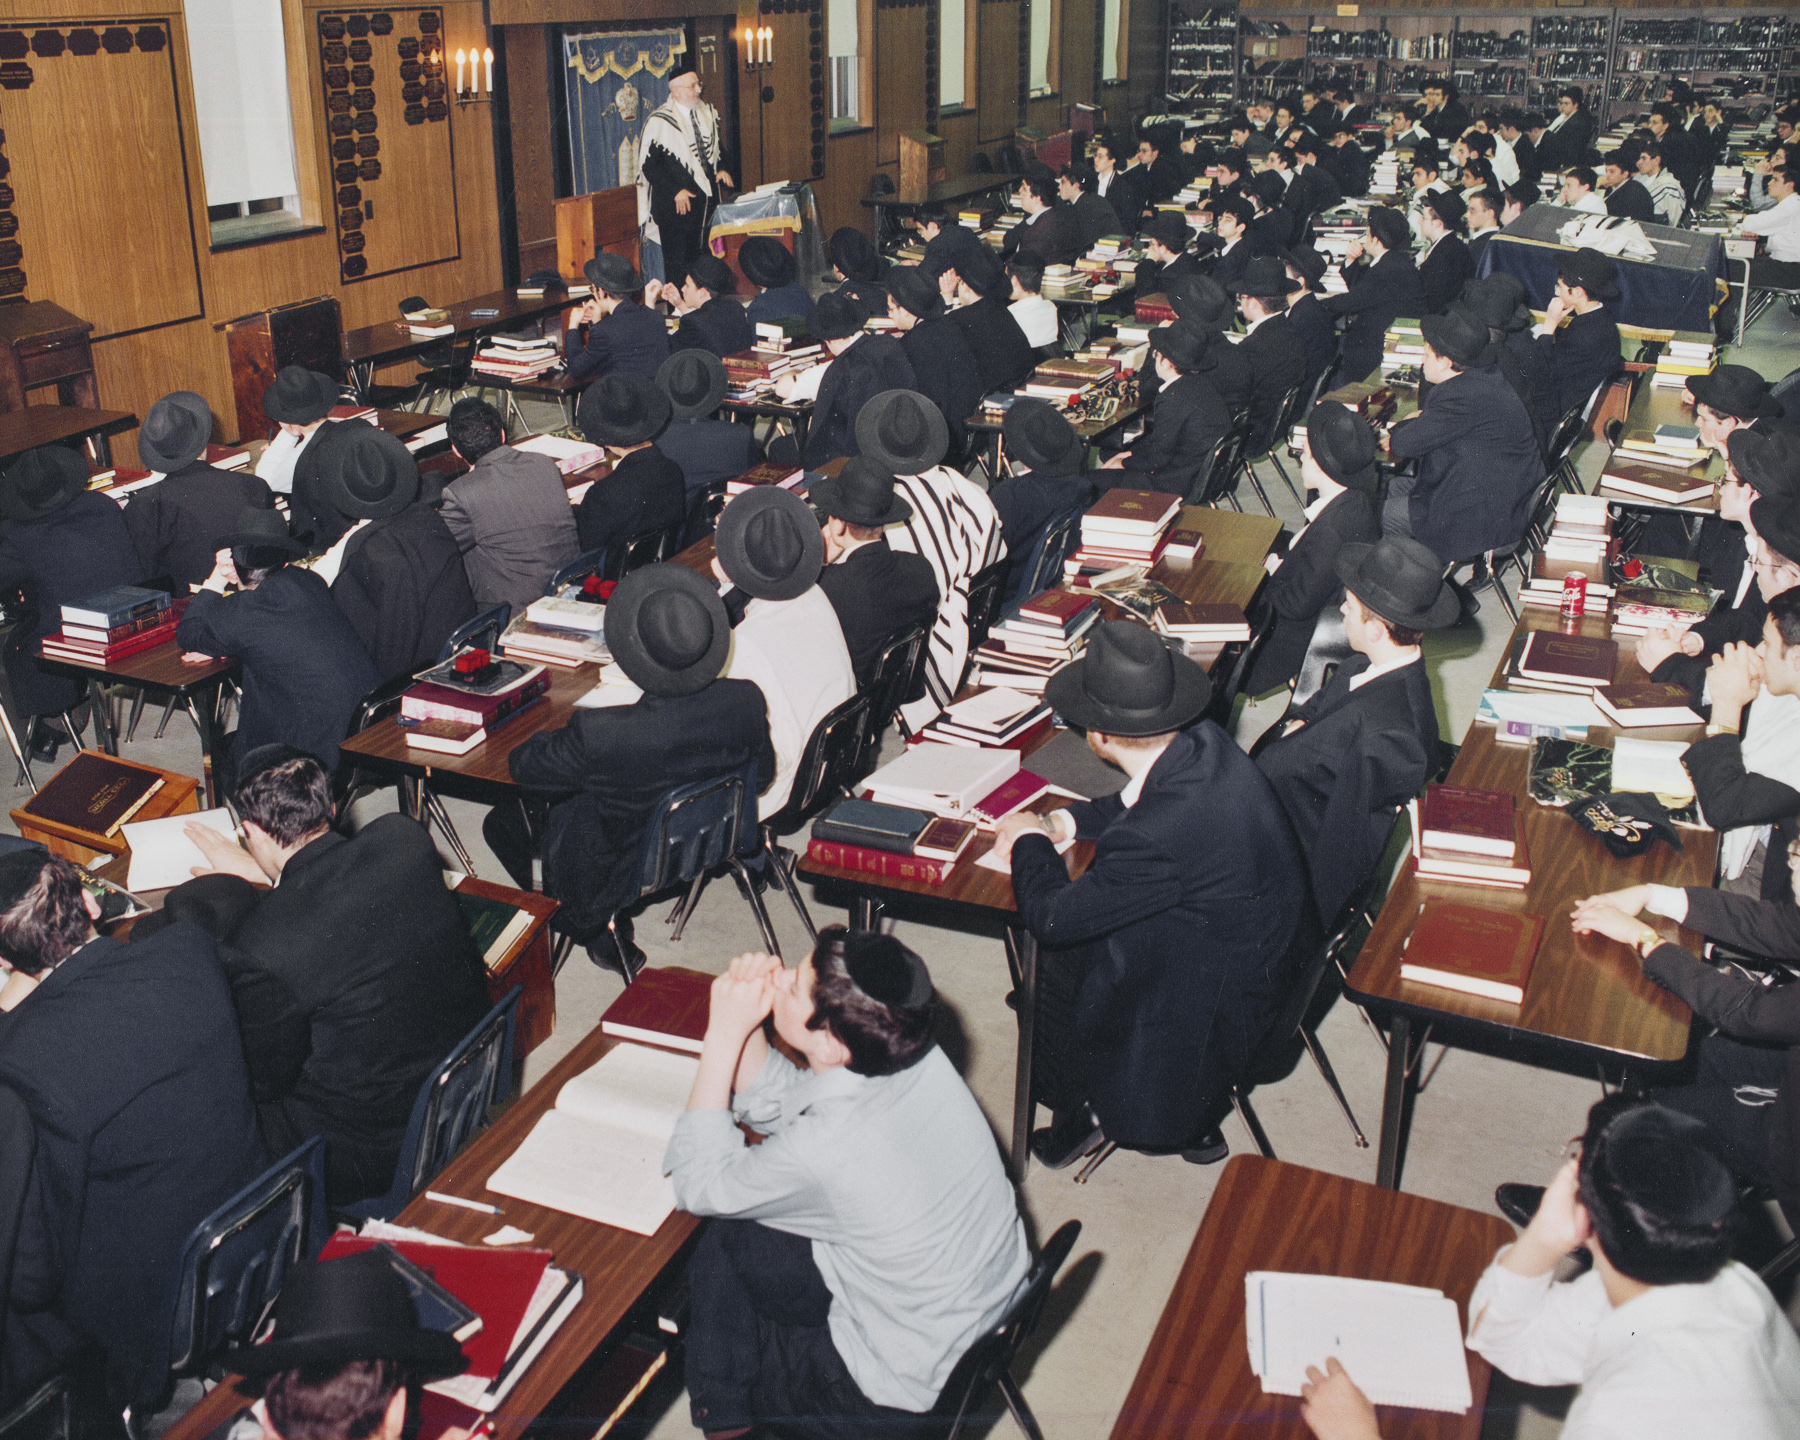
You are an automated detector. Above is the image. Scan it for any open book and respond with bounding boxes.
[485,1042,699,1235]
[1244,1271,1472,1414]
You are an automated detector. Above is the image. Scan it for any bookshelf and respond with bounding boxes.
[1166,2,1241,110]
[1304,15,1383,103]
[1452,14,1532,108]
[1238,11,1306,107]
[1529,12,1611,115]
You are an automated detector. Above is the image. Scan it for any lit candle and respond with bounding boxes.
[455,48,466,95]
[483,46,494,94]
[762,27,772,65]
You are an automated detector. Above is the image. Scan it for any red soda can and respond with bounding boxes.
[1561,572,1587,621]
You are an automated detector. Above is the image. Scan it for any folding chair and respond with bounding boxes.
[755,693,872,940]
[855,622,929,771]
[437,602,511,662]
[544,546,610,596]
[637,761,783,961]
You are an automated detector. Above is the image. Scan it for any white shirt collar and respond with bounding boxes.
[1349,649,1421,691]
[1469,222,1500,238]
[1244,310,1276,336]
[1118,752,1165,808]
[833,535,879,564]
[1303,488,1335,521]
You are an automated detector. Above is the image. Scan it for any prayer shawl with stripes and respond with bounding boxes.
[637,98,722,246]
[890,466,1006,729]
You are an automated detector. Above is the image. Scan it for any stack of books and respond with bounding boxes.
[1399,897,1545,1003]
[1614,424,1709,468]
[471,332,560,382]
[1540,493,1612,569]
[979,391,1024,423]
[1598,453,1715,505]
[402,305,454,337]
[1075,335,1150,372]
[1112,317,1156,347]
[1519,551,1615,613]
[1021,358,1114,405]
[1064,489,1183,573]
[1651,331,1716,389]
[1152,600,1250,645]
[724,462,809,497]
[915,686,1053,750]
[1369,156,1403,194]
[1592,682,1702,728]
[1410,783,1532,890]
[41,586,182,664]
[514,434,606,474]
[1609,582,1710,639]
[1508,629,1618,694]
[502,596,610,668]
[1381,318,1426,371]
[979,214,1023,249]
[1476,686,1599,745]
[1134,293,1177,324]
[970,588,1098,692]
[328,402,378,423]
[1039,263,1089,300]
[805,796,982,885]
[957,205,998,231]
[1709,165,1745,200]
[399,660,551,755]
[723,335,823,400]
[753,315,812,348]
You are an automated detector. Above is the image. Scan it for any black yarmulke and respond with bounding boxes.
[843,931,933,1008]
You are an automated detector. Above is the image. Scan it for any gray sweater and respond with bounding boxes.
[439,445,581,614]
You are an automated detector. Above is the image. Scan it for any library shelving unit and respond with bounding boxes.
[1303,14,1384,103]
[1528,11,1612,116]
[1166,2,1241,110]
[1380,12,1456,104]
[1238,12,1307,107]
[1451,14,1532,109]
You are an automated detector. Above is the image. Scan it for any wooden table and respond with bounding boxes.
[342,288,581,397]
[965,397,1146,481]
[722,395,812,453]
[1345,607,1712,1190]
[158,1019,701,1440]
[0,405,138,468]
[34,642,238,809]
[1109,1155,1514,1440]
[1590,379,1723,523]
[797,506,1282,1179]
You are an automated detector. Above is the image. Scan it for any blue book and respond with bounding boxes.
[60,585,171,630]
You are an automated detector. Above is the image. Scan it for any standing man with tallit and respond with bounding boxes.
[638,67,735,287]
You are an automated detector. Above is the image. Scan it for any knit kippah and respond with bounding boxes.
[842,931,933,1009]
[1607,1105,1735,1227]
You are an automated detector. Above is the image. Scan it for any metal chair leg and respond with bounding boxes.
[1242,461,1277,517]
[1268,450,1303,504]
[1492,573,1520,623]
[123,687,148,743]
[0,704,35,793]
[669,871,710,941]
[730,858,782,957]
[762,832,819,940]
[152,694,181,741]
[550,931,577,977]
[422,789,476,874]
[1301,1025,1370,1148]
[1231,1088,1277,1159]
[59,710,85,753]
[995,1373,1049,1440]
[1071,1139,1118,1185]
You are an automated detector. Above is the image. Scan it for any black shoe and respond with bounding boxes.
[1030,1105,1105,1170]
[1495,1182,1544,1229]
[588,915,647,978]
[1181,1129,1230,1165]
[26,723,59,763]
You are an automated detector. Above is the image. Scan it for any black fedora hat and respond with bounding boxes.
[714,487,825,601]
[956,248,1008,299]
[1002,397,1083,476]
[809,456,912,528]
[1303,401,1378,496]
[1282,245,1328,288]
[686,253,735,297]
[1751,495,1800,566]
[1168,275,1233,331]
[218,504,306,558]
[657,349,728,422]
[1143,212,1191,252]
[138,391,214,474]
[1335,537,1460,630]
[1045,620,1211,736]
[1365,206,1411,252]
[261,366,339,426]
[886,265,944,321]
[829,226,882,283]
[0,444,88,523]
[602,563,731,697]
[584,252,642,297]
[1232,256,1302,300]
[233,1249,468,1380]
[855,389,948,475]
[1148,320,1217,374]
[739,235,797,289]
[579,373,673,449]
[1250,171,1288,210]
[1556,245,1620,300]
[1726,429,1800,498]
[809,291,868,341]
[1420,306,1493,369]
[1689,364,1784,422]
[313,420,420,521]
[1458,273,1532,334]
[1421,187,1466,232]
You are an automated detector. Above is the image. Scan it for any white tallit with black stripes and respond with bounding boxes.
[636,97,722,242]
[889,466,1006,730]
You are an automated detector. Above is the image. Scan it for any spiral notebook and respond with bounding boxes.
[1244,1272,1472,1414]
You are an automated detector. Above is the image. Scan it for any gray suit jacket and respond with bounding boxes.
[440,445,582,614]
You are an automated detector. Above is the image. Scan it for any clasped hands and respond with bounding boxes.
[1569,883,1659,952]
[1632,621,1703,673]
[1707,640,1764,713]
[990,810,1070,864]
[706,950,782,1042]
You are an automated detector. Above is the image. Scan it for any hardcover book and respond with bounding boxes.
[1418,784,1516,859]
[1080,489,1184,535]
[1515,630,1618,689]
[20,752,165,839]
[914,816,979,861]
[1598,460,1714,504]
[401,673,551,727]
[60,585,171,629]
[805,838,956,884]
[1016,589,1098,627]
[810,797,934,853]
[1153,601,1251,636]
[1399,899,1545,1004]
[1593,683,1703,728]
[454,890,534,969]
[599,965,711,1054]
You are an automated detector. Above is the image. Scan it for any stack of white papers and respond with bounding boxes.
[121,808,238,891]
[862,743,1019,817]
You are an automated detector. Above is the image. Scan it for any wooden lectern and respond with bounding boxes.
[221,296,345,444]
[898,131,946,201]
[556,188,640,280]
[0,302,98,414]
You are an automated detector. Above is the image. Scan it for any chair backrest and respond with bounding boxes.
[636,763,756,897]
[857,622,929,771]
[1011,501,1086,606]
[137,1139,330,1417]
[1289,603,1353,708]
[1198,414,1255,506]
[610,519,686,580]
[544,547,610,597]
[760,692,871,838]
[337,990,521,1223]
[1249,384,1306,461]
[1578,372,1613,428]
[436,602,512,664]
[932,1221,1083,1430]
[1544,401,1591,476]
[964,558,1011,662]
[0,1372,72,1440]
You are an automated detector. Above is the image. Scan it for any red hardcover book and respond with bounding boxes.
[1134,293,1176,322]
[599,966,711,1055]
[1419,783,1516,859]
[967,769,1052,826]
[40,618,181,663]
[1017,588,1098,626]
[805,838,955,885]
[1153,601,1250,636]
[1399,899,1546,1005]
[1415,808,1532,887]
[204,442,251,470]
[1515,630,1618,689]
[1593,683,1703,728]
[923,713,1056,753]
[401,673,552,727]
[61,607,185,645]
[1081,489,1184,535]
[318,1234,551,1380]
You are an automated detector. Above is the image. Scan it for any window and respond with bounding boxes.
[829,0,861,125]
[1029,0,1059,97]
[185,0,306,244]
[1102,0,1127,83]
[941,0,967,108]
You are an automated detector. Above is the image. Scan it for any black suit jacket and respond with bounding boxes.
[901,316,985,452]
[1533,304,1620,432]
[657,418,763,511]
[0,924,265,1406]
[1389,363,1547,564]
[1245,210,1291,259]
[989,470,1096,605]
[508,679,774,934]
[802,333,919,468]
[330,504,476,681]
[817,536,941,683]
[1095,170,1147,232]
[1285,164,1343,230]
[919,223,987,283]
[123,462,277,589]
[177,566,381,775]
[1605,180,1658,224]
[1535,111,1595,172]
[1419,234,1476,316]
[1323,141,1372,198]
[1114,372,1229,498]
[1070,191,1121,251]
[1146,248,1204,296]
[1510,134,1542,186]
[1289,293,1338,395]
[1420,101,1472,144]
[151,815,491,1205]
[1253,653,1438,924]
[1240,314,1309,441]
[1004,205,1081,268]
[1210,239,1254,293]
[1322,250,1427,385]
[565,297,671,384]
[1247,489,1381,694]
[672,294,756,359]
[1010,723,1305,1148]
[1650,558,1765,703]
[951,295,1036,395]
[575,443,688,565]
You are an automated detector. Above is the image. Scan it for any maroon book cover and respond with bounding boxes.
[1419,783,1516,858]
[600,966,711,1053]
[1082,488,1183,533]
[402,673,551,725]
[1155,601,1249,630]
[1400,900,1546,1005]
[805,838,954,884]
[1017,589,1097,625]
[1516,630,1618,687]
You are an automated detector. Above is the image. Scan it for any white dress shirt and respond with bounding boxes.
[1744,193,1800,263]
[1568,191,1608,215]
[1348,649,1420,691]
[723,584,855,817]
[1492,137,1520,186]
[1009,294,1060,347]
[1466,1249,1800,1439]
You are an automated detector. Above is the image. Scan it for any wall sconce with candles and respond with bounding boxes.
[741,24,773,70]
[455,44,495,103]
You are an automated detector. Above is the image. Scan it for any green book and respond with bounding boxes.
[455,890,531,969]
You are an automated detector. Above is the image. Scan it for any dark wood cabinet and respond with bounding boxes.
[0,302,98,413]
